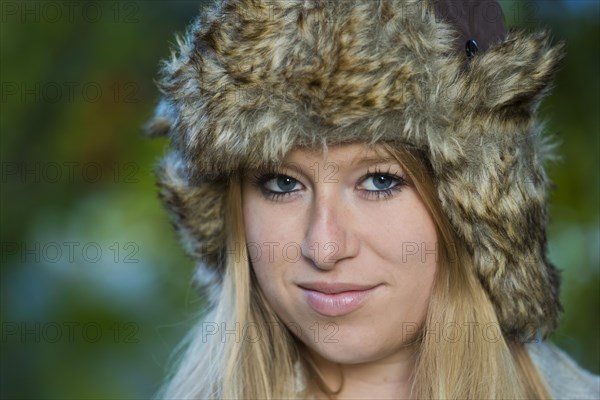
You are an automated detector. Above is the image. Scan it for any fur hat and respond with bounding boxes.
[145,0,565,341]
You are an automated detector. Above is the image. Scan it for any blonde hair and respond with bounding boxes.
[158,143,552,399]
[379,144,552,399]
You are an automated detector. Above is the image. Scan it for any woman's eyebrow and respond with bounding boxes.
[350,155,397,167]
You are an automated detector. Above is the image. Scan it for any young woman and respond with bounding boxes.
[145,0,600,398]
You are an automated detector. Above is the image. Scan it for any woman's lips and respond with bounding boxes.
[298,282,381,317]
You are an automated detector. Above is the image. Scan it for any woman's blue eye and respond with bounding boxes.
[359,172,407,200]
[249,171,303,201]
[362,175,397,191]
[263,175,300,193]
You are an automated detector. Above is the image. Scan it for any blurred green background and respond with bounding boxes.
[0,1,598,398]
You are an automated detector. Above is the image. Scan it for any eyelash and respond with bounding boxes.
[249,167,408,201]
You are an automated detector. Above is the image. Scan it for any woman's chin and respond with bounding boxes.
[303,339,392,366]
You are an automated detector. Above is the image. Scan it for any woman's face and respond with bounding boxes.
[241,143,438,365]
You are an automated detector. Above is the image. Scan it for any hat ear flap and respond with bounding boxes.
[427,29,566,340]
[461,29,565,117]
[153,151,228,283]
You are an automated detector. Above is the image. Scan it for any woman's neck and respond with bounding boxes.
[306,346,417,400]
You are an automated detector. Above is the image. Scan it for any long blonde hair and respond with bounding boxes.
[158,143,552,399]
[381,144,552,399]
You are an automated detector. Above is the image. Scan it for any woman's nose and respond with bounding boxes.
[300,192,359,270]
